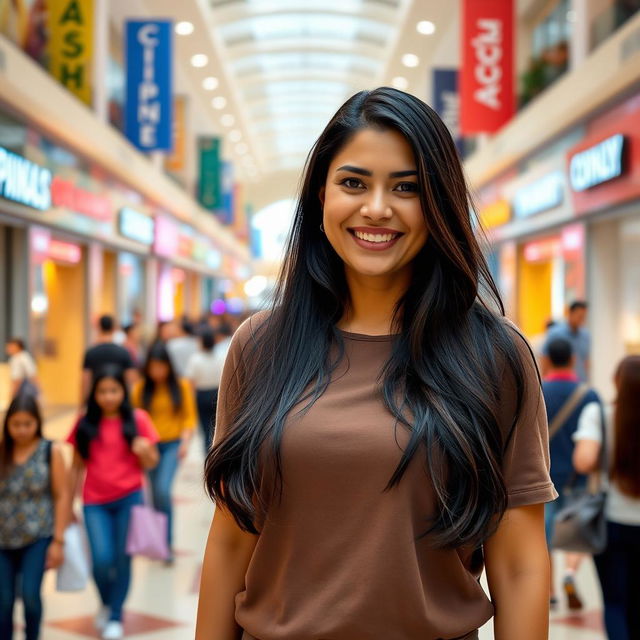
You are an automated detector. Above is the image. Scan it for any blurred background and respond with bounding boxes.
[1,0,640,638]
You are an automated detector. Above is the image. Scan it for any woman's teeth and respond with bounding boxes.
[354,231,398,243]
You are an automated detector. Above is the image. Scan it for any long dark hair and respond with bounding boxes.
[612,355,640,498]
[76,365,137,459]
[0,393,43,479]
[204,87,529,548]
[141,342,182,412]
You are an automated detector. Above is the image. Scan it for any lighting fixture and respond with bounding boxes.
[202,76,219,91]
[191,54,208,68]
[175,21,194,36]
[416,21,436,35]
[391,76,409,90]
[402,53,420,68]
[229,129,242,142]
[211,96,227,109]
[221,114,236,127]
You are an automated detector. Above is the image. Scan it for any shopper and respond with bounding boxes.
[0,393,68,640]
[81,315,136,401]
[573,355,640,639]
[5,337,39,398]
[185,326,232,454]
[196,88,557,640]
[67,365,159,640]
[166,318,199,378]
[122,323,143,369]
[542,301,590,381]
[132,343,196,563]
[542,337,601,610]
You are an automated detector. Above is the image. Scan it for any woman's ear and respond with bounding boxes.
[318,186,325,207]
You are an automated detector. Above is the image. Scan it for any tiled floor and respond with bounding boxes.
[24,411,607,639]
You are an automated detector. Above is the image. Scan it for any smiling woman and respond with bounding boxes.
[196,87,557,640]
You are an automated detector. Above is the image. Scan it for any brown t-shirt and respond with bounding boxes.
[214,315,557,640]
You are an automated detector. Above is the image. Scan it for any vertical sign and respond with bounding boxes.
[125,20,173,151]
[433,69,462,152]
[165,95,187,172]
[47,0,94,105]
[198,137,221,211]
[460,0,514,134]
[220,162,234,225]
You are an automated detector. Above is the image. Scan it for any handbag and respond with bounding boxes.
[125,491,169,561]
[551,403,608,554]
[56,523,91,592]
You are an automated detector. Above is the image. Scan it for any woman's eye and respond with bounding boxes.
[394,182,418,193]
[341,178,364,189]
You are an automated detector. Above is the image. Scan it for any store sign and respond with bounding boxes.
[513,171,564,218]
[460,0,514,134]
[154,214,179,257]
[569,133,626,192]
[0,147,52,210]
[47,0,94,105]
[125,20,173,151]
[50,176,112,220]
[433,69,462,151]
[119,207,154,245]
[48,238,82,264]
[198,136,221,211]
[523,237,561,263]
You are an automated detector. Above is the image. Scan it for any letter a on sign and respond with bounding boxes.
[460,0,514,134]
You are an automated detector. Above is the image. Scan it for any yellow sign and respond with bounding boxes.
[47,0,93,105]
[479,199,511,230]
[166,96,187,173]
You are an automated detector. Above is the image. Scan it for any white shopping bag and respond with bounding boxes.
[56,523,91,592]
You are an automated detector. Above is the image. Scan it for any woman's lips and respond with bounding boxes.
[348,227,403,251]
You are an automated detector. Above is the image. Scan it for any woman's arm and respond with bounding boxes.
[67,449,85,521]
[484,504,550,640]
[46,443,69,569]
[573,439,601,474]
[195,506,258,640]
[132,437,159,469]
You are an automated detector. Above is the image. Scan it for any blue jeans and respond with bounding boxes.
[0,536,52,640]
[147,440,180,550]
[196,389,218,455]
[594,521,640,640]
[84,490,143,622]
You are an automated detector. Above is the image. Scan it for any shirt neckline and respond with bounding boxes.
[338,329,397,342]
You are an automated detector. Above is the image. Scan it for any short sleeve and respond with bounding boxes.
[572,402,602,443]
[500,328,559,508]
[66,419,81,447]
[134,409,160,443]
[179,379,198,432]
[23,353,37,378]
[8,355,22,380]
[184,353,198,380]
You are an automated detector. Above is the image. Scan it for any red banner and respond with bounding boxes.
[460,0,514,135]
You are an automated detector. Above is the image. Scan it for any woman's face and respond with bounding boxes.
[148,359,170,383]
[95,377,125,414]
[7,411,39,445]
[321,127,428,281]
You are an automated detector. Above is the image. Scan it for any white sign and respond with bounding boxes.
[513,171,564,218]
[473,19,503,111]
[0,147,52,210]
[570,134,625,192]
[119,207,154,245]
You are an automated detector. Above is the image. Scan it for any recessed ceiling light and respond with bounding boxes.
[417,21,436,35]
[221,114,236,127]
[202,76,219,91]
[391,76,409,90]
[191,54,208,68]
[175,21,194,36]
[402,53,420,68]
[235,142,248,155]
[229,129,242,142]
[211,96,227,110]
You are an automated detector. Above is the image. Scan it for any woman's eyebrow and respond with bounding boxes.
[336,165,418,178]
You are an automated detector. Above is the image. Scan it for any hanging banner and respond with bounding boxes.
[125,20,173,151]
[165,95,187,173]
[460,0,514,134]
[433,69,462,152]
[47,0,94,105]
[220,162,234,225]
[198,137,221,211]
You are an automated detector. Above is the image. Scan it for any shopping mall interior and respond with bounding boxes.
[1,0,640,638]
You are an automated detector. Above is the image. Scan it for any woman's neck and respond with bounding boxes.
[340,269,409,335]
[13,438,40,452]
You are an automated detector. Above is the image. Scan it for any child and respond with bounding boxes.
[0,393,68,640]
[67,365,159,640]
[131,342,196,564]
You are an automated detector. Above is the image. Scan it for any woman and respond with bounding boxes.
[132,342,197,563]
[68,365,159,640]
[573,355,640,639]
[5,337,39,398]
[0,393,67,640]
[196,88,556,640]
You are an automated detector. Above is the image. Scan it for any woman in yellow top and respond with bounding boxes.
[131,342,197,563]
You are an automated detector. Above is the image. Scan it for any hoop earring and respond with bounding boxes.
[319,223,325,233]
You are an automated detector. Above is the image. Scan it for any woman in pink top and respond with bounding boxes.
[67,365,159,640]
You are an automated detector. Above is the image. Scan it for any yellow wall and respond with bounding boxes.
[38,259,86,406]
[100,251,117,315]
[517,251,553,338]
[174,279,185,318]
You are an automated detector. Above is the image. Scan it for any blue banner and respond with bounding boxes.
[433,69,462,153]
[220,161,234,225]
[125,20,173,151]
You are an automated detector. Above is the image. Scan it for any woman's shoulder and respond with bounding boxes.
[231,310,272,350]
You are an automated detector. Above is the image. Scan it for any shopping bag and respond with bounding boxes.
[56,523,91,592]
[126,503,169,560]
